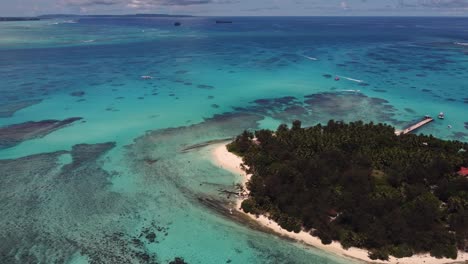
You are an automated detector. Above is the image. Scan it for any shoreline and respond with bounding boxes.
[210,142,468,264]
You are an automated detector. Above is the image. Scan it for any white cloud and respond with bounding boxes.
[64,0,122,6]
[340,1,349,10]
[63,0,218,8]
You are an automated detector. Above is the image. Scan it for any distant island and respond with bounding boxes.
[37,14,193,19]
[0,17,40,22]
[0,14,193,22]
[225,120,468,261]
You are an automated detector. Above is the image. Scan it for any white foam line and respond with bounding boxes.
[339,76,363,83]
[341,89,361,93]
[302,55,318,61]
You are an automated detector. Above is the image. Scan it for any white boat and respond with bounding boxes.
[438,112,445,119]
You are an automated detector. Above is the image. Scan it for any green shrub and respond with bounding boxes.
[368,248,390,261]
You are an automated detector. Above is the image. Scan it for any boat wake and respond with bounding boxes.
[339,76,363,83]
[341,89,361,93]
[50,20,77,25]
[454,42,468,46]
[302,55,318,61]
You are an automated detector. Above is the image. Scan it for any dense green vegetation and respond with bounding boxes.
[228,120,468,260]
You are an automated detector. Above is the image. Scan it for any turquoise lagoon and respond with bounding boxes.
[0,16,467,263]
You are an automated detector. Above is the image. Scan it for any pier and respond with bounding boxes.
[395,116,434,136]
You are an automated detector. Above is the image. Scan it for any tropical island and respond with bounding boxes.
[219,120,468,263]
[0,17,40,21]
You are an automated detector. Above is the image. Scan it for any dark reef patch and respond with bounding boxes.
[273,105,308,122]
[0,117,82,150]
[138,222,168,244]
[233,92,400,125]
[369,97,389,104]
[253,96,298,108]
[0,141,151,263]
[169,257,188,264]
[63,142,116,171]
[197,84,215,90]
[143,157,159,165]
[451,132,468,141]
[372,89,387,93]
[145,232,156,243]
[70,91,85,97]
[273,96,297,104]
[0,99,43,118]
[106,107,119,111]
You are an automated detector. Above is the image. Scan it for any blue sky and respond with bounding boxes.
[2,0,468,16]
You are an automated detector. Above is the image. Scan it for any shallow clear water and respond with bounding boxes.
[0,16,467,264]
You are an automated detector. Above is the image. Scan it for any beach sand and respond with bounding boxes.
[211,142,468,264]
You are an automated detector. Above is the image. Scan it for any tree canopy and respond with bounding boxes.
[228,120,468,260]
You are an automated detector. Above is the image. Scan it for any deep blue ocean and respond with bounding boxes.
[0,16,467,264]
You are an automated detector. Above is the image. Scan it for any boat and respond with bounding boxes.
[141,75,153,80]
[174,22,181,26]
[334,76,340,81]
[216,20,232,24]
[438,112,445,119]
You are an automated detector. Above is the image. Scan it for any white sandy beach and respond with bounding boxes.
[211,142,468,264]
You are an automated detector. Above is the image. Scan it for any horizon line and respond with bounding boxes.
[2,14,468,18]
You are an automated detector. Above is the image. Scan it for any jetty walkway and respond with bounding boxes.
[395,116,434,136]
